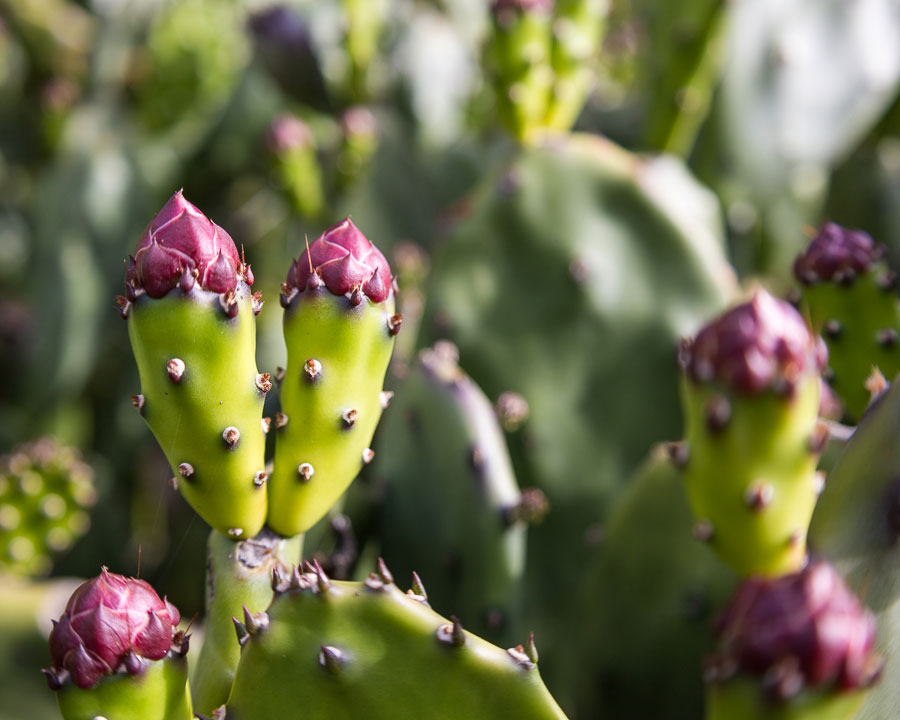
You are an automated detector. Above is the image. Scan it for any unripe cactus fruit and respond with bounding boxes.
[123,191,267,539]
[268,219,396,537]
[224,560,568,719]
[793,222,900,420]
[44,569,192,720]
[678,290,824,577]
[705,562,881,720]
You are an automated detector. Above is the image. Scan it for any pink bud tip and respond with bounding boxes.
[46,568,181,690]
[794,223,885,285]
[286,219,393,303]
[130,190,245,299]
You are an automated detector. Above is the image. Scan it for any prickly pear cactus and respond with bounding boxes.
[0,438,95,576]
[678,290,825,577]
[225,562,568,720]
[422,132,736,703]
[793,222,900,420]
[374,341,547,643]
[191,529,302,716]
[268,219,397,537]
[265,114,325,221]
[123,191,268,540]
[575,446,735,720]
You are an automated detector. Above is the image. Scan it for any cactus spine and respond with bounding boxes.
[268,219,396,537]
[124,191,267,539]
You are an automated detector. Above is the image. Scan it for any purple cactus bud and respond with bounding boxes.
[266,114,313,156]
[681,291,820,395]
[46,568,181,690]
[794,223,886,285]
[285,219,393,303]
[708,562,881,701]
[131,191,247,299]
[491,0,554,16]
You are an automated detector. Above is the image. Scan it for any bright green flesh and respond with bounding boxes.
[802,273,900,420]
[56,656,192,720]
[268,288,395,536]
[706,679,865,720]
[128,285,267,539]
[191,528,302,716]
[225,580,568,720]
[375,349,526,644]
[682,374,820,577]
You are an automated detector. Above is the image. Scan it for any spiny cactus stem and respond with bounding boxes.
[436,616,466,647]
[408,571,429,604]
[166,358,185,383]
[507,645,536,670]
[377,557,394,585]
[525,633,538,664]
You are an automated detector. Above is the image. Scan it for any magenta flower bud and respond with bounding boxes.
[708,562,881,701]
[794,222,886,285]
[131,190,247,299]
[46,568,181,690]
[681,290,821,395]
[286,218,393,303]
[266,114,314,156]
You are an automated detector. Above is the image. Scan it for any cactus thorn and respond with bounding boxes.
[303,358,323,382]
[242,605,269,635]
[808,422,829,454]
[251,291,263,316]
[387,313,403,336]
[256,373,273,393]
[705,395,731,434]
[877,328,899,348]
[167,358,185,383]
[227,528,244,538]
[219,290,239,319]
[342,408,358,428]
[253,470,267,488]
[379,390,394,408]
[877,270,898,291]
[377,557,394,585]
[115,295,131,319]
[280,282,298,308]
[223,426,241,449]
[362,448,375,464]
[866,367,889,402]
[233,617,249,647]
[319,645,345,674]
[290,566,310,591]
[310,559,331,593]
[42,667,68,691]
[123,650,143,675]
[693,520,715,542]
[823,319,842,339]
[177,462,194,478]
[261,417,272,434]
[131,394,145,412]
[271,564,289,593]
[507,645,536,670]
[297,463,314,483]
[274,412,289,430]
[409,571,429,604]
[665,441,689,468]
[177,268,195,294]
[275,366,286,383]
[436,616,466,647]
[525,632,539,664]
[744,482,774,511]
[348,285,363,307]
[212,707,227,720]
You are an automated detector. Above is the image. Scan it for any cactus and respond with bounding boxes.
[265,114,325,220]
[267,219,397,537]
[574,446,736,720]
[190,529,302,716]
[0,438,95,576]
[43,569,192,720]
[373,341,547,643]
[123,190,268,540]
[704,562,881,720]
[224,561,568,720]
[678,289,825,577]
[793,222,900,420]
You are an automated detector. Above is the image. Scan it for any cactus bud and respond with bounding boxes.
[793,223,885,286]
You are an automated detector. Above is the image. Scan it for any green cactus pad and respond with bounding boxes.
[191,529,301,716]
[127,284,268,539]
[268,286,395,537]
[681,374,821,577]
[374,342,540,643]
[55,654,192,720]
[0,438,96,576]
[706,678,865,720]
[225,569,568,720]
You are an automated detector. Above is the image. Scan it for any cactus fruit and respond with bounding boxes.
[678,289,824,577]
[191,529,302,716]
[267,219,397,537]
[575,446,735,720]
[793,222,900,420]
[123,190,268,540]
[0,438,96,576]
[704,562,881,720]
[266,114,325,220]
[224,561,568,719]
[374,341,547,643]
[44,569,192,720]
